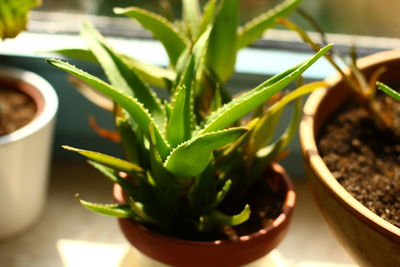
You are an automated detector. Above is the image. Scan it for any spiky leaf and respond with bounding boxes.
[77,196,135,218]
[198,0,217,38]
[53,48,175,89]
[237,0,302,49]
[47,59,171,158]
[114,7,187,67]
[164,127,247,177]
[51,48,98,63]
[63,145,144,174]
[198,44,332,135]
[207,0,239,82]
[166,57,195,147]
[81,22,166,129]
[251,81,328,149]
[115,115,141,164]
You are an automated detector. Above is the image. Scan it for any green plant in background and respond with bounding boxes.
[377,82,400,101]
[48,0,331,238]
[0,0,41,40]
[278,10,398,133]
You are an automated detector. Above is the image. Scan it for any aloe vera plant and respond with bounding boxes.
[48,0,331,238]
[54,0,303,112]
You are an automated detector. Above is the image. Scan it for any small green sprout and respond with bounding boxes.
[377,82,400,102]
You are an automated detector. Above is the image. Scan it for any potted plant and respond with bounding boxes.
[0,0,58,239]
[48,0,330,265]
[285,16,400,266]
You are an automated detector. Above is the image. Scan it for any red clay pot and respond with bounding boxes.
[114,162,295,267]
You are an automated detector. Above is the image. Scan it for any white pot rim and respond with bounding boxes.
[0,66,58,145]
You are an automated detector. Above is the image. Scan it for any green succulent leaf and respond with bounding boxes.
[50,48,98,63]
[52,48,175,89]
[126,196,160,225]
[377,82,400,101]
[148,123,172,181]
[81,22,166,130]
[87,160,137,193]
[198,0,217,38]
[77,196,135,218]
[189,163,217,214]
[182,0,201,37]
[199,204,251,231]
[122,56,175,89]
[47,59,171,158]
[115,115,141,164]
[214,179,232,208]
[237,0,302,50]
[148,125,180,223]
[175,26,212,85]
[164,127,248,177]
[198,44,332,135]
[63,145,144,174]
[114,7,187,67]
[252,81,328,149]
[257,97,302,159]
[207,0,239,82]
[166,56,195,147]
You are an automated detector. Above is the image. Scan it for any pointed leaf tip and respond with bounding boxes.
[165,127,247,177]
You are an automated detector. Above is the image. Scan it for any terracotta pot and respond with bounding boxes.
[114,163,295,267]
[300,50,400,267]
[0,67,58,239]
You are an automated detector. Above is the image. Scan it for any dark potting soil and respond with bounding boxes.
[224,169,285,239]
[318,95,400,228]
[0,87,37,136]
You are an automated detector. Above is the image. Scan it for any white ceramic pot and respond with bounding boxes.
[0,67,58,239]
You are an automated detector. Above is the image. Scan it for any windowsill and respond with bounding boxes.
[0,160,356,266]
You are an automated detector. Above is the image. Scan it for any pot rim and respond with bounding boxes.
[300,49,400,238]
[114,162,296,246]
[0,66,58,145]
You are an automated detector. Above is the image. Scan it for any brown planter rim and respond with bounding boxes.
[114,162,296,266]
[300,49,400,239]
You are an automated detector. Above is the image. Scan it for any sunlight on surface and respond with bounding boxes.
[56,239,130,267]
[296,263,356,267]
[55,239,357,267]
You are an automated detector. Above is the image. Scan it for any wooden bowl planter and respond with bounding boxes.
[0,67,58,239]
[300,50,400,267]
[114,163,295,267]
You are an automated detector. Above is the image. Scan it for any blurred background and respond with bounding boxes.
[35,0,400,38]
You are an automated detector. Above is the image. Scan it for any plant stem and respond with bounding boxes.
[278,16,393,132]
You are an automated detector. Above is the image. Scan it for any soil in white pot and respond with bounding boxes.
[0,86,36,136]
[318,94,400,228]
